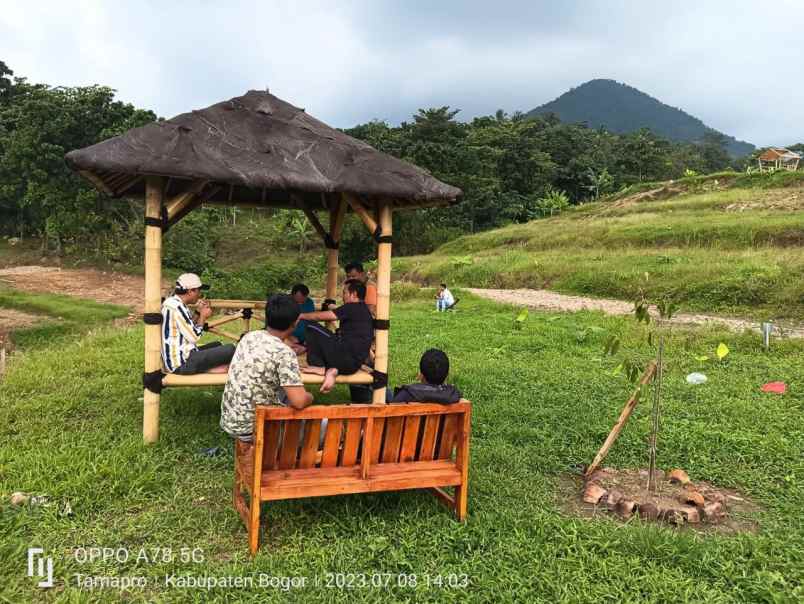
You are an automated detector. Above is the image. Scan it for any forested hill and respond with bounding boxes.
[526,79,755,157]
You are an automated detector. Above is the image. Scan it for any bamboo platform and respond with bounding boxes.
[162,369,374,388]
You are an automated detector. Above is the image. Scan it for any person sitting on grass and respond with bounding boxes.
[298,279,373,393]
[220,293,313,443]
[435,283,455,312]
[392,348,462,404]
[287,283,315,353]
[345,261,377,316]
[161,272,235,374]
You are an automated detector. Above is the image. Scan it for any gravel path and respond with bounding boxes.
[467,288,804,339]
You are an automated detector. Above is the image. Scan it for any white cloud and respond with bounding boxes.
[1,0,802,145]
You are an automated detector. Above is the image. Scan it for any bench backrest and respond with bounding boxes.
[253,402,471,475]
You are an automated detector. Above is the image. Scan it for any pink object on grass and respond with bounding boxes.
[761,382,787,394]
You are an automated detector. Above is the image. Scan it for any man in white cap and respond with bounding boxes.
[161,273,235,374]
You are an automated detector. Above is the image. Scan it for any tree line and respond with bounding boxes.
[0,61,780,260]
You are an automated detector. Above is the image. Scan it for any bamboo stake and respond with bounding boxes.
[343,192,378,234]
[143,176,165,444]
[372,201,393,404]
[648,339,664,492]
[584,360,657,478]
[325,198,346,328]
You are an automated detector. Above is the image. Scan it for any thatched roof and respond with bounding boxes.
[65,90,462,211]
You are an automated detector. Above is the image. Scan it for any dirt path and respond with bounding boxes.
[0,265,152,313]
[1,266,801,339]
[0,266,168,339]
[467,288,804,339]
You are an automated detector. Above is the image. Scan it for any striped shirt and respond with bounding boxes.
[161,294,204,372]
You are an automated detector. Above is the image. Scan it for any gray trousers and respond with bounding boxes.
[174,342,236,375]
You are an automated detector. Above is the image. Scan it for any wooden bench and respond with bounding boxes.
[233,401,472,554]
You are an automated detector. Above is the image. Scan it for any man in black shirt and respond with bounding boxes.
[392,349,462,404]
[298,279,373,393]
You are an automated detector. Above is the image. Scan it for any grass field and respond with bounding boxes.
[397,180,804,321]
[1,291,802,602]
[0,287,129,349]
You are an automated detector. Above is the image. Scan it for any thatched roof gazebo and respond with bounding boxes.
[757,148,801,172]
[66,90,462,443]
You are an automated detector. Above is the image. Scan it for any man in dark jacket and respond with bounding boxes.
[392,348,462,404]
[297,279,373,393]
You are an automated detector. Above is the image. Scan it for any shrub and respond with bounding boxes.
[163,210,219,273]
[391,281,432,302]
[534,188,570,217]
[200,257,326,301]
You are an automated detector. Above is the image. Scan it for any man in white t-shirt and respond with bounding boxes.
[436,283,455,311]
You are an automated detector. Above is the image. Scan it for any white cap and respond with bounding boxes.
[176,273,209,291]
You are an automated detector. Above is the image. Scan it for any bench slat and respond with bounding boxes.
[320,419,342,468]
[370,418,385,464]
[398,416,421,463]
[278,420,302,470]
[438,414,459,460]
[262,422,282,471]
[259,401,471,421]
[260,461,462,501]
[298,420,322,469]
[381,417,405,463]
[340,418,363,467]
[418,415,441,461]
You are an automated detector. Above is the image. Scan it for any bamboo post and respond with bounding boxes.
[584,360,657,477]
[343,192,378,234]
[143,176,165,443]
[325,198,346,327]
[372,201,393,404]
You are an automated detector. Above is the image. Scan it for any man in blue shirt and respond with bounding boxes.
[288,283,315,353]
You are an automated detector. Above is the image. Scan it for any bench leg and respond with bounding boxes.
[454,483,468,522]
[249,494,261,555]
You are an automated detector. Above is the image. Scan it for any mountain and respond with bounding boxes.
[525,79,754,157]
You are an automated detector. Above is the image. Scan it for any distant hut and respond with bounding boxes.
[757,148,801,172]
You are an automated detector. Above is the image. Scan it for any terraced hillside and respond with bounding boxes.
[396,174,804,320]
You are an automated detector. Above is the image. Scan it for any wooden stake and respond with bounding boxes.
[584,360,657,478]
[143,176,165,444]
[372,201,393,404]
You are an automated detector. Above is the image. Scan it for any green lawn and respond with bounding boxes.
[397,184,804,321]
[1,293,802,602]
[0,287,129,350]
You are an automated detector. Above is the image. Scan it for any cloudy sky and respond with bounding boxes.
[2,1,802,146]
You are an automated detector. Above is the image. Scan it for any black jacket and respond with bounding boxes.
[391,383,462,404]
